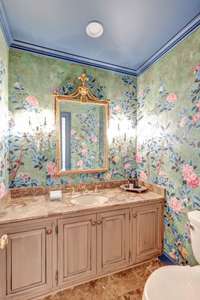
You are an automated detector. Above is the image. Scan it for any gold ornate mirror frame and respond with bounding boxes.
[54,74,109,175]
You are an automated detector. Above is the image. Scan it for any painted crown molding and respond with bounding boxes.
[0,1,199,76]
[10,39,138,76]
[0,1,12,45]
[137,13,200,74]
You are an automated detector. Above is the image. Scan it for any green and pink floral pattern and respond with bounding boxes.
[8,49,137,187]
[0,28,8,199]
[137,27,200,265]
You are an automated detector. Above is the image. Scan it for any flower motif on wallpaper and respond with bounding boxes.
[91,135,97,143]
[166,92,177,103]
[25,95,39,108]
[139,170,147,181]
[179,116,188,128]
[135,152,143,164]
[113,104,121,114]
[81,148,88,157]
[168,197,183,214]
[157,85,177,112]
[76,160,84,168]
[11,82,40,112]
[124,162,131,170]
[47,162,58,177]
[182,164,200,189]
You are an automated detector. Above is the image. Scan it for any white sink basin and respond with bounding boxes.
[70,194,108,206]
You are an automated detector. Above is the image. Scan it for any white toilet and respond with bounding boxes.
[143,210,200,300]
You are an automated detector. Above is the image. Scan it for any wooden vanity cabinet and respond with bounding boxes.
[0,200,163,300]
[0,218,56,300]
[57,213,97,288]
[131,204,163,263]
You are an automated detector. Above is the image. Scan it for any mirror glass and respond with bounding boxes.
[59,101,106,171]
[55,73,109,175]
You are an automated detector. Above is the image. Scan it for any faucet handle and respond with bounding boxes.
[82,184,89,193]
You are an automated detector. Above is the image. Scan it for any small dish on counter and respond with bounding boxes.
[120,184,148,193]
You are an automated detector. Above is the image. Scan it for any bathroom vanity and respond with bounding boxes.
[0,187,164,300]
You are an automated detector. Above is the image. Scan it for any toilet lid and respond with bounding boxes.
[143,266,200,300]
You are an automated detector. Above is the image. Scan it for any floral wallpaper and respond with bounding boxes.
[0,27,8,199]
[8,49,137,187]
[137,27,200,265]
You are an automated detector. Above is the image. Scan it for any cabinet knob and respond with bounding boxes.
[0,234,8,250]
[90,220,96,226]
[97,220,102,225]
[46,228,53,235]
[132,213,137,218]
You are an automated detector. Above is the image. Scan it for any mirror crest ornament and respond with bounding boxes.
[54,74,109,175]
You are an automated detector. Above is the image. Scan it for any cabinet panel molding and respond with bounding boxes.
[0,218,55,300]
[58,214,97,287]
[132,204,163,263]
[97,208,130,274]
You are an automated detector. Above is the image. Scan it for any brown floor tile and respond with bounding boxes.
[43,258,164,300]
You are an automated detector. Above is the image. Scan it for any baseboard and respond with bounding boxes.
[159,252,177,265]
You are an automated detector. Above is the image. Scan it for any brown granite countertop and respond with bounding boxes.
[0,188,164,225]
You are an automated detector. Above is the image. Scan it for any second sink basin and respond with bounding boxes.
[70,194,108,206]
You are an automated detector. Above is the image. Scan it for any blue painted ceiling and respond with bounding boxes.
[1,0,200,74]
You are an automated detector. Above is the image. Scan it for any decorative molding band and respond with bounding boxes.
[137,13,200,74]
[0,1,199,76]
[10,39,137,76]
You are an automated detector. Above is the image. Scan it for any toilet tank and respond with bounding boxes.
[188,210,200,264]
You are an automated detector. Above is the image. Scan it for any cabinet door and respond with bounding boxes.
[97,209,129,274]
[132,204,163,263]
[58,214,97,287]
[0,218,55,300]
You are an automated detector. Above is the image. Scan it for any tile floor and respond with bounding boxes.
[43,258,164,300]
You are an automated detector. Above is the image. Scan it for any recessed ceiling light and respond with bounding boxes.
[86,21,104,38]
